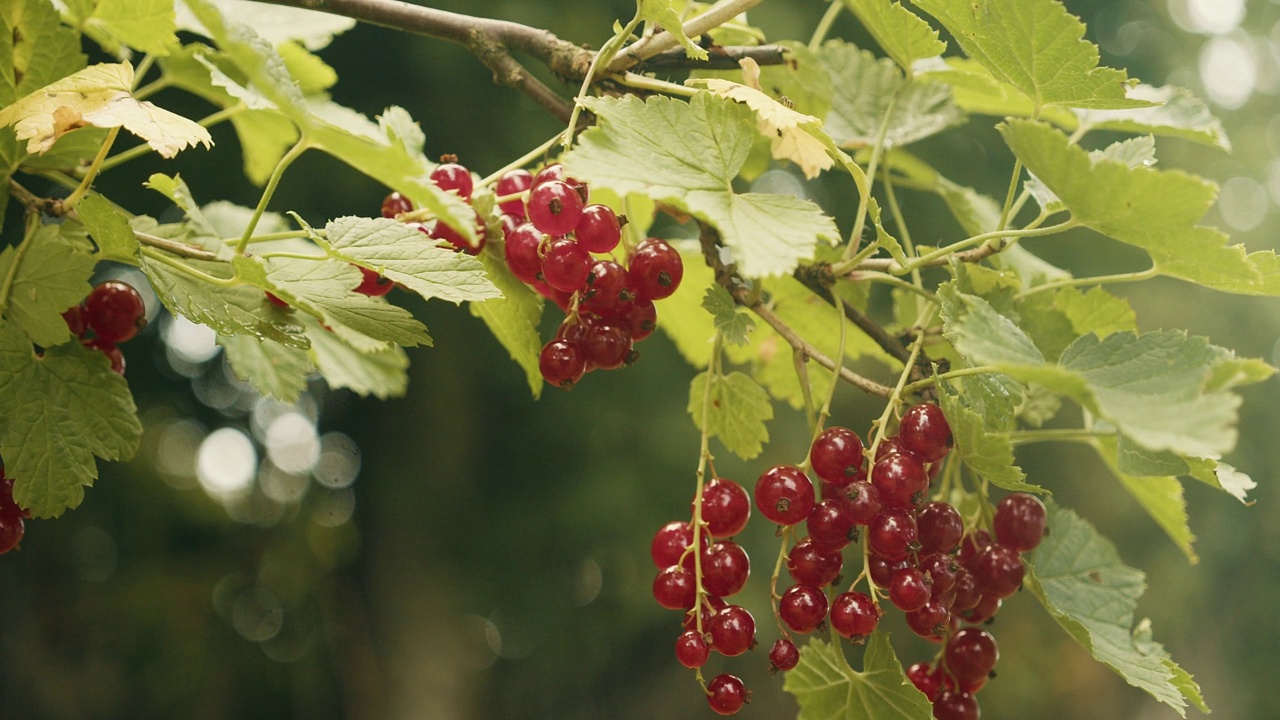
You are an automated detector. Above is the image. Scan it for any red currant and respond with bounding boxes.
[700,478,751,538]
[971,543,1024,598]
[829,591,881,639]
[907,662,944,701]
[650,521,704,569]
[899,403,953,462]
[701,541,750,598]
[993,493,1047,552]
[810,426,865,486]
[652,565,697,610]
[629,238,683,301]
[354,266,395,296]
[496,169,533,218]
[504,223,544,284]
[706,674,748,715]
[84,280,145,344]
[871,452,929,509]
[918,502,964,554]
[889,567,933,612]
[575,204,622,253]
[539,338,586,390]
[932,690,979,720]
[429,159,473,200]
[779,584,829,634]
[754,465,815,526]
[83,337,125,375]
[540,238,592,292]
[528,180,585,236]
[868,509,919,561]
[675,630,710,669]
[709,605,755,657]
[769,638,800,672]
[381,191,413,218]
[944,628,999,686]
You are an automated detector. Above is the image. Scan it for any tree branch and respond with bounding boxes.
[609,0,765,71]
[635,44,788,72]
[792,263,913,365]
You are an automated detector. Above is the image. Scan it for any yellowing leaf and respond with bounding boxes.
[0,63,212,157]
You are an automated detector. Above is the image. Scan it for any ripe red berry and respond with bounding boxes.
[528,180,585,236]
[829,591,881,639]
[429,160,473,200]
[430,214,486,255]
[354,266,395,296]
[906,599,951,641]
[932,690,979,720]
[581,322,632,370]
[83,337,126,375]
[786,536,843,588]
[806,498,856,551]
[700,478,751,538]
[899,403,953,462]
[971,543,1024,598]
[868,509,919,561]
[574,204,622,253]
[629,237,683,300]
[779,584,829,634]
[769,638,800,671]
[993,493,1047,552]
[62,303,88,336]
[754,465,815,526]
[842,481,882,525]
[540,238,592,292]
[709,605,755,657]
[810,426,865,486]
[652,565,697,610]
[0,512,23,554]
[675,630,710,669]
[701,541,750,598]
[579,260,635,320]
[907,662,944,701]
[871,452,929,509]
[381,191,413,218]
[504,223,544,284]
[945,628,999,686]
[623,297,657,341]
[539,338,586,390]
[650,521,704,569]
[918,502,965,555]
[496,169,533,218]
[706,674,748,715]
[889,567,933,612]
[84,280,145,344]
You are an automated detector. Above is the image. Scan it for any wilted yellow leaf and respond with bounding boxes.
[0,62,213,157]
[692,60,833,179]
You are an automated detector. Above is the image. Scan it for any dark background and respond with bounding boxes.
[1,1,1278,718]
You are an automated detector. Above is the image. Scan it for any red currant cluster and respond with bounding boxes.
[493,163,684,390]
[61,279,147,374]
[0,463,30,555]
[650,478,754,715]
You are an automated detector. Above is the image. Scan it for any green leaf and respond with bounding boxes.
[938,380,1042,492]
[1056,286,1136,339]
[1,0,86,104]
[1001,119,1280,295]
[819,41,962,149]
[141,253,308,348]
[0,223,96,348]
[884,149,1000,235]
[688,371,773,460]
[1186,458,1256,505]
[1075,84,1230,152]
[75,0,178,56]
[0,320,141,518]
[303,316,408,399]
[318,217,500,304]
[918,57,1074,126]
[143,173,229,255]
[701,285,755,346]
[1094,437,1196,562]
[277,40,338,94]
[1114,434,1188,477]
[18,126,109,173]
[75,194,141,265]
[638,0,709,60]
[938,283,1045,366]
[841,0,945,72]
[783,634,933,720]
[910,0,1146,110]
[1026,134,1157,215]
[179,0,356,50]
[1026,501,1201,714]
[469,248,544,398]
[657,249,718,368]
[236,255,430,351]
[218,333,312,403]
[563,94,838,278]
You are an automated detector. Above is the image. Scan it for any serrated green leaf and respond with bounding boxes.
[141,252,308,348]
[17,126,109,173]
[563,94,837,278]
[201,201,290,239]
[1057,286,1136,338]
[1026,134,1157,215]
[77,0,178,56]
[1076,84,1230,152]
[143,173,230,255]
[638,0,708,60]
[76,194,141,265]
[841,0,945,72]
[756,41,833,119]
[303,316,408,399]
[910,0,1146,110]
[783,634,932,720]
[319,217,500,304]
[1167,658,1211,714]
[1026,501,1200,714]
[939,283,1045,365]
[1094,437,1196,562]
[701,285,754,346]
[820,41,962,149]
[939,381,1042,492]
[691,76,834,179]
[179,0,356,50]
[688,370,773,460]
[277,40,337,94]
[1,0,86,105]
[469,249,544,398]
[917,57,1074,127]
[236,254,430,351]
[0,320,141,518]
[218,333,312,403]
[0,223,96,347]
[1001,119,1280,295]
[183,0,473,238]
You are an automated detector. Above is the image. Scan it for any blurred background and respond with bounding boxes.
[1,0,1278,718]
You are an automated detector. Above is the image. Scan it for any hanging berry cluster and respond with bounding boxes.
[650,402,1049,718]
[61,279,148,375]
[0,463,29,555]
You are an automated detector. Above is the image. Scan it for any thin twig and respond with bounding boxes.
[609,0,765,71]
[791,264,912,364]
[636,44,787,71]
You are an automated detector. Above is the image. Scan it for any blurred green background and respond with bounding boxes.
[2,0,1279,718]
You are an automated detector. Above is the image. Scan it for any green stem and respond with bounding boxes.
[62,126,121,210]
[844,271,937,302]
[237,137,310,254]
[131,55,157,91]
[132,77,171,101]
[810,288,848,447]
[690,333,724,635]
[232,230,312,245]
[1014,266,1159,299]
[1009,428,1110,446]
[478,132,567,188]
[562,16,643,152]
[866,304,937,459]
[141,247,239,287]
[995,159,1024,233]
[900,365,1001,397]
[793,346,818,431]
[0,212,42,317]
[882,160,925,300]
[808,0,843,52]
[258,251,328,261]
[899,218,1077,273]
[841,90,901,262]
[98,105,244,174]
[615,72,699,97]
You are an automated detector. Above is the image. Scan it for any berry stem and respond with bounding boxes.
[1013,266,1161,300]
[237,137,310,255]
[0,211,42,318]
[690,333,726,634]
[866,304,937,460]
[900,365,1002,397]
[62,126,121,211]
[615,72,699,97]
[769,524,796,634]
[838,87,902,265]
[477,131,566,188]
[807,0,844,52]
[793,346,818,432]
[139,247,239,287]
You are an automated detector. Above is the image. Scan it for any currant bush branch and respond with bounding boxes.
[608,0,765,71]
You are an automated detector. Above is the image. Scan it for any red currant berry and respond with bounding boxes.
[829,591,880,640]
[951,569,981,612]
[957,594,1001,624]
[539,338,586,390]
[430,214,487,255]
[85,280,145,344]
[580,260,635,320]
[932,690,979,720]
[906,600,951,641]
[652,565,697,610]
[920,552,960,594]
[381,191,413,218]
[706,674,748,715]
[842,481,882,525]
[899,403,953,462]
[429,159,473,200]
[889,567,933,612]
[504,223,544,284]
[575,204,622,253]
[945,628,999,686]
[528,180,585,236]
[709,605,755,657]
[957,530,992,569]
[581,322,632,370]
[971,543,1024,598]
[540,238,592,292]
[354,266,395,296]
[700,478,751,538]
[754,465,815,526]
[868,509,919,561]
[806,498,856,551]
[769,638,800,671]
[918,502,965,555]
[683,595,728,633]
[779,584,829,634]
[496,169,533,218]
[650,521,704,569]
[868,553,910,588]
[0,512,23,554]
[623,297,657,341]
[265,292,290,308]
[62,303,88,337]
[875,436,911,461]
[701,541,750,598]
[871,452,929,509]
[993,493,1047,552]
[907,662,944,701]
[83,337,125,375]
[675,629,710,669]
[629,237,683,300]
[786,536,843,588]
[810,426,865,486]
